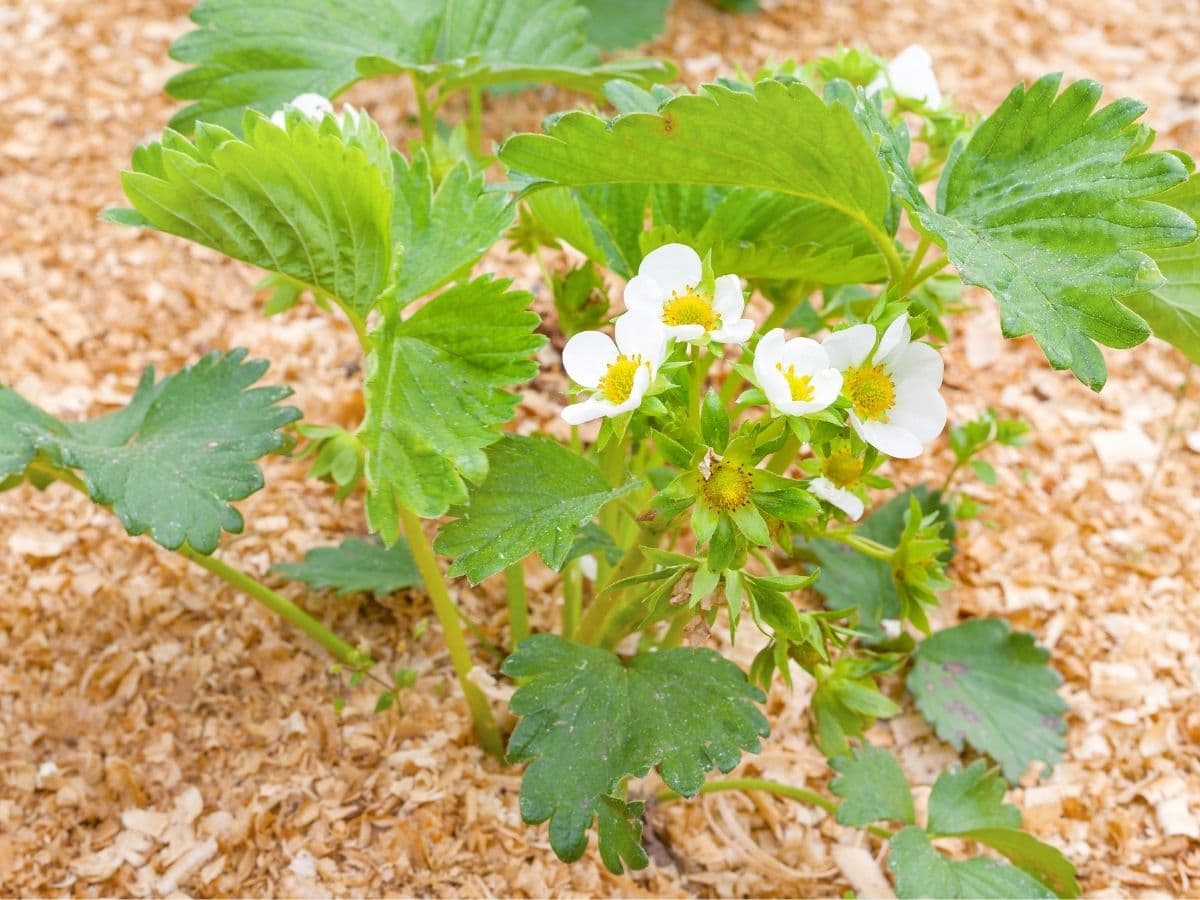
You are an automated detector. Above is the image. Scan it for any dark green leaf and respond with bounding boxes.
[272,536,422,596]
[830,744,915,827]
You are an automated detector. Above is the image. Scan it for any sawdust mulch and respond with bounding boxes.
[2,0,1199,895]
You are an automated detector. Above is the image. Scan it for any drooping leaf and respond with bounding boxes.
[434,435,638,584]
[909,617,1067,783]
[887,827,1055,900]
[110,112,393,320]
[830,743,915,828]
[579,0,670,50]
[272,536,422,596]
[3,351,298,553]
[503,635,768,872]
[166,0,674,134]
[361,277,543,537]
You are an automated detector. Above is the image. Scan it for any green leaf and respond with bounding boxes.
[361,277,543,535]
[908,618,1067,783]
[921,75,1196,390]
[957,827,1080,898]
[391,152,515,305]
[503,635,768,872]
[830,744,915,828]
[3,351,298,553]
[700,390,729,452]
[166,0,674,134]
[927,761,1020,835]
[117,113,393,320]
[887,827,1055,900]
[1124,174,1200,364]
[434,435,638,584]
[272,536,422,596]
[811,656,903,757]
[524,184,650,278]
[579,0,670,49]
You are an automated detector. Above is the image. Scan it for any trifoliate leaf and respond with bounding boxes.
[3,351,298,553]
[887,827,1055,900]
[503,635,768,872]
[579,0,670,50]
[391,152,514,305]
[434,435,638,584]
[112,112,393,320]
[908,618,1067,783]
[166,0,673,134]
[829,744,915,828]
[272,536,421,596]
[1124,174,1200,364]
[361,277,543,536]
[920,75,1196,390]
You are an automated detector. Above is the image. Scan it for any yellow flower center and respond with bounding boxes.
[662,288,718,331]
[701,459,753,512]
[776,363,815,402]
[823,450,863,488]
[597,355,643,404]
[843,363,895,421]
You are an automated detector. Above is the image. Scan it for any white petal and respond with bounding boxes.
[876,313,911,365]
[807,368,844,410]
[615,312,668,371]
[270,110,287,127]
[562,397,612,425]
[889,388,948,443]
[666,323,707,343]
[754,328,787,372]
[623,274,664,314]
[290,93,333,119]
[712,317,754,346]
[577,555,598,581]
[610,365,651,415]
[811,477,864,521]
[779,336,829,375]
[890,341,944,390]
[638,243,701,294]
[712,274,745,318]
[562,330,617,388]
[851,414,924,459]
[823,324,876,370]
[761,366,794,412]
[887,45,942,106]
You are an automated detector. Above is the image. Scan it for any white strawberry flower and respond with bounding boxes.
[270,92,334,127]
[809,445,868,521]
[867,45,943,108]
[811,477,864,521]
[561,313,668,425]
[624,243,754,346]
[752,328,843,417]
[823,313,946,459]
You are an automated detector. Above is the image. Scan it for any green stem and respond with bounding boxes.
[659,611,688,649]
[466,87,484,158]
[688,349,709,434]
[577,535,652,644]
[843,533,896,561]
[562,561,582,640]
[397,504,504,758]
[900,255,950,295]
[766,431,802,475]
[414,79,438,156]
[899,234,932,288]
[505,561,530,648]
[655,777,892,839]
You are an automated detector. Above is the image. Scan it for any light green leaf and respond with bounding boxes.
[957,827,1080,898]
[361,277,543,536]
[3,351,298,553]
[114,112,393,320]
[0,389,66,481]
[580,0,670,50]
[927,761,1020,835]
[503,635,768,872]
[391,152,515,305]
[830,744,915,828]
[524,184,650,278]
[922,75,1196,390]
[272,536,422,596]
[909,617,1067,783]
[888,827,1056,900]
[434,435,638,584]
[1124,174,1200,364]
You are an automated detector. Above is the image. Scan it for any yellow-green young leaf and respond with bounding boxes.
[1124,174,1200,364]
[361,278,543,538]
[272,537,422,597]
[1,351,298,554]
[434,435,638,585]
[830,744,916,828]
[503,635,768,873]
[888,827,1055,900]
[164,0,673,134]
[923,75,1196,390]
[908,618,1067,783]
[109,112,393,320]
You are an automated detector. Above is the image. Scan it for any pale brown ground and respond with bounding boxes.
[2,0,1200,896]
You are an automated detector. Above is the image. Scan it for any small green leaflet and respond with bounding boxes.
[579,0,670,50]
[829,744,915,828]
[361,277,543,536]
[888,827,1055,900]
[503,635,768,873]
[108,112,393,321]
[272,536,422,596]
[0,351,298,554]
[921,76,1196,390]
[434,435,638,585]
[1125,174,1200,364]
[909,618,1067,783]
[165,0,673,134]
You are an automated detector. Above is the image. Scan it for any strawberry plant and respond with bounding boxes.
[4,2,1199,894]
